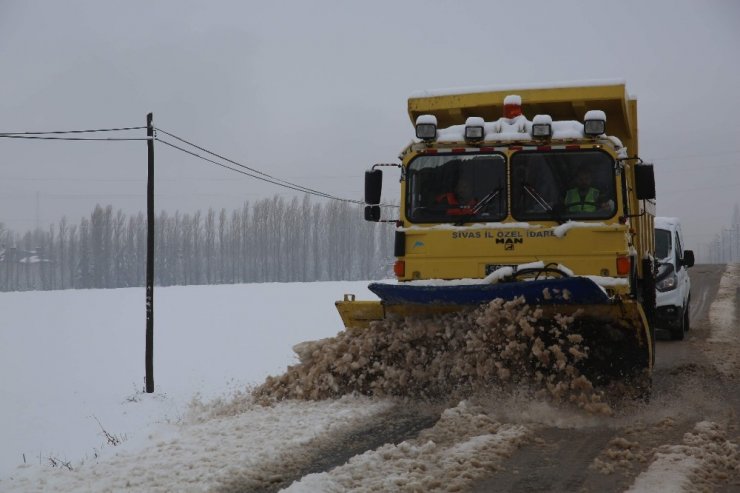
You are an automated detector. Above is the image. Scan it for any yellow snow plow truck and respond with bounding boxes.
[336,81,656,381]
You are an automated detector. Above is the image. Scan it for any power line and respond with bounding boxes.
[0,125,149,140]
[155,134,398,208]
[156,137,383,207]
[155,126,394,207]
[155,137,340,199]
[155,127,273,178]
[0,121,399,208]
[0,126,146,135]
[0,135,150,141]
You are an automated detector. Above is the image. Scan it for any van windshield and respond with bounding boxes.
[655,229,671,260]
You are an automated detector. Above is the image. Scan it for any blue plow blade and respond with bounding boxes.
[368,277,610,306]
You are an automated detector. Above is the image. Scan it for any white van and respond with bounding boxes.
[654,217,694,340]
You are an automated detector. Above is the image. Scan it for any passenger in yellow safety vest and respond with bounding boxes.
[564,167,605,213]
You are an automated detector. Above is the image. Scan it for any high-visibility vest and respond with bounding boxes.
[565,187,599,212]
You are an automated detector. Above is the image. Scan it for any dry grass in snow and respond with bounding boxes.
[1,397,393,493]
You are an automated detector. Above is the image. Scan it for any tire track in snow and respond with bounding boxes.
[214,402,442,493]
[468,427,616,492]
[279,401,531,493]
[467,421,695,493]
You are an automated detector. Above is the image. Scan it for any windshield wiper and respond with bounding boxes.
[522,184,551,211]
[521,184,565,224]
[454,188,502,226]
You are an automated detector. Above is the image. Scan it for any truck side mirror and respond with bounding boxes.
[682,250,695,268]
[635,164,655,200]
[364,205,381,222]
[365,169,383,205]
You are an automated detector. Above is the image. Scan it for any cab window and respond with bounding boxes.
[511,150,617,221]
[406,154,507,223]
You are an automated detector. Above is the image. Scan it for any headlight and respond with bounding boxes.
[415,114,437,141]
[656,272,678,292]
[464,117,485,141]
[584,110,606,136]
[532,123,552,138]
[532,114,552,138]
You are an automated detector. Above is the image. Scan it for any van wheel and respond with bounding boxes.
[684,300,690,332]
[670,310,686,341]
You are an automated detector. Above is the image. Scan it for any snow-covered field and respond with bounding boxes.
[0,281,376,485]
[1,273,738,492]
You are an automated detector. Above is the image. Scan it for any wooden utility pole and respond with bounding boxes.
[145,113,155,393]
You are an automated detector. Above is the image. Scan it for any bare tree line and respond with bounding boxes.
[702,203,740,264]
[0,195,395,292]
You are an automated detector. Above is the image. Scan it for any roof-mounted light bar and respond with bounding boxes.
[531,114,552,139]
[503,94,522,119]
[584,110,606,136]
[464,116,485,141]
[415,114,437,141]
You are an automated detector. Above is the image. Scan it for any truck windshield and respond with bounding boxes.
[655,229,671,260]
[511,150,617,221]
[406,154,507,223]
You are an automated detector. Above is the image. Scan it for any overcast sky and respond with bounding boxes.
[1,0,739,254]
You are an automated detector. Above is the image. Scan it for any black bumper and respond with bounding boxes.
[655,305,682,329]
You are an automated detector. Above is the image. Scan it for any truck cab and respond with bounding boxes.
[654,217,694,340]
[385,83,656,306]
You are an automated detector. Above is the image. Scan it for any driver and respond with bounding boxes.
[436,178,477,215]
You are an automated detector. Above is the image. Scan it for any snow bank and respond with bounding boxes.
[708,263,739,344]
[1,397,392,493]
[626,421,739,493]
[705,263,740,377]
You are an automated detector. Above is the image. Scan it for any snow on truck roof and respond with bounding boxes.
[432,115,622,148]
[408,81,638,155]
